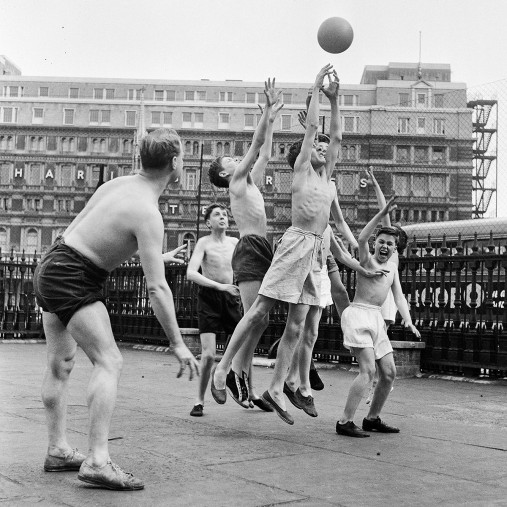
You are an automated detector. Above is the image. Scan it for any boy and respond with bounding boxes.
[336,196,421,437]
[186,204,242,416]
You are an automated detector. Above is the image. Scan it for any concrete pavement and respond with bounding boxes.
[1,341,506,506]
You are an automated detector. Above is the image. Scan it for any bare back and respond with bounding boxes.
[63,175,162,271]
[229,176,267,238]
[291,166,334,234]
[198,235,238,284]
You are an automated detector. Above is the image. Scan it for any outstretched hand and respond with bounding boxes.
[358,266,390,278]
[173,343,200,380]
[381,195,397,215]
[162,244,187,264]
[314,64,334,90]
[297,110,307,129]
[365,166,377,186]
[321,70,340,100]
[405,323,421,339]
[264,77,282,108]
[258,97,284,121]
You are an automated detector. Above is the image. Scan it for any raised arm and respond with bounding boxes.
[294,64,333,173]
[232,78,281,183]
[250,97,284,186]
[366,166,390,227]
[358,195,397,266]
[330,185,358,253]
[322,70,342,180]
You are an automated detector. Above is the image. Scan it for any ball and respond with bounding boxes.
[317,17,354,54]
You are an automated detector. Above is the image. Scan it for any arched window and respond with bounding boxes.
[29,164,42,185]
[224,142,231,156]
[26,228,38,253]
[62,137,69,152]
[182,232,196,259]
[193,141,199,155]
[279,144,285,156]
[0,227,8,253]
[216,142,223,157]
[100,139,106,153]
[185,141,192,154]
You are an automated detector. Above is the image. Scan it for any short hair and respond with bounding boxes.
[139,128,181,170]
[204,203,228,222]
[393,224,408,253]
[375,226,399,242]
[317,133,330,144]
[208,157,230,188]
[287,139,304,169]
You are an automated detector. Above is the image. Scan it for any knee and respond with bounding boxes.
[381,365,396,384]
[362,365,377,383]
[99,348,123,375]
[48,354,76,380]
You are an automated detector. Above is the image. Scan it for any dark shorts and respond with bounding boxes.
[197,286,242,335]
[231,234,273,284]
[33,238,109,327]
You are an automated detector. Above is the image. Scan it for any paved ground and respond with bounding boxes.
[1,341,506,507]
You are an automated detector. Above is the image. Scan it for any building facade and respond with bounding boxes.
[0,61,474,255]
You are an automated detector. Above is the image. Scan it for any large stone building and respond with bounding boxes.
[0,60,474,255]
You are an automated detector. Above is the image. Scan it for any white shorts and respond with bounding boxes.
[341,302,393,360]
[381,290,397,323]
[319,264,333,309]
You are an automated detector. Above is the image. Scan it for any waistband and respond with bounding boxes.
[239,234,269,242]
[59,237,110,278]
[286,226,323,240]
[350,302,382,312]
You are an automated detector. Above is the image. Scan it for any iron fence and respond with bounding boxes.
[1,239,506,378]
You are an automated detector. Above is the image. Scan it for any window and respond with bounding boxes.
[123,139,133,154]
[163,112,172,126]
[246,92,256,103]
[432,147,445,163]
[275,171,292,193]
[399,93,409,106]
[394,174,409,196]
[63,109,74,125]
[3,85,22,97]
[185,91,195,101]
[29,164,42,185]
[218,113,230,129]
[128,89,139,100]
[0,107,18,123]
[412,175,428,196]
[125,110,137,127]
[182,232,196,258]
[0,228,7,251]
[338,173,356,195]
[101,110,110,124]
[182,112,192,128]
[39,87,49,97]
[282,93,292,104]
[414,146,428,163]
[433,119,445,135]
[397,117,410,134]
[93,88,103,99]
[0,163,10,184]
[342,95,357,106]
[197,91,207,102]
[396,146,410,162]
[166,90,176,101]
[154,90,164,101]
[219,91,233,102]
[416,93,427,108]
[151,111,161,125]
[281,114,292,131]
[32,107,44,124]
[69,88,79,99]
[431,175,446,197]
[185,169,197,190]
[105,89,115,99]
[90,109,100,123]
[434,94,444,108]
[26,229,38,253]
[194,113,203,128]
[342,145,357,161]
[224,142,230,156]
[342,116,359,133]
[417,117,426,134]
[244,114,255,129]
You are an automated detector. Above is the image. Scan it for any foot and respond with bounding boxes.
[226,369,248,406]
[283,382,303,410]
[44,448,86,472]
[248,396,274,412]
[336,421,370,438]
[210,366,226,404]
[261,390,294,425]
[309,368,324,391]
[190,404,204,417]
[295,389,318,417]
[362,416,400,433]
[78,460,144,490]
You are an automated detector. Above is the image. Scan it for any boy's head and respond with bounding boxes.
[393,224,408,254]
[373,226,399,263]
[208,156,238,188]
[204,203,229,229]
[140,128,183,184]
[287,134,330,169]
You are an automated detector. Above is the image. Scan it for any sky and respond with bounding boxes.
[1,0,506,215]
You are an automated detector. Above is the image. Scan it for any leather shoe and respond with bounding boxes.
[362,417,400,433]
[336,421,370,438]
[295,389,318,417]
[210,367,226,404]
[262,390,294,425]
[283,382,303,409]
[309,368,324,391]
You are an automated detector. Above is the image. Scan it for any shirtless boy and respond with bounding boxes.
[186,204,242,416]
[33,128,199,490]
[336,196,420,437]
[211,64,341,425]
[208,78,282,409]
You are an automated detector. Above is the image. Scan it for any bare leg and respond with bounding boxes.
[41,311,78,457]
[366,352,396,419]
[339,347,376,423]
[66,302,123,467]
[267,303,310,411]
[296,306,322,396]
[195,333,216,405]
[214,295,274,389]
